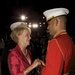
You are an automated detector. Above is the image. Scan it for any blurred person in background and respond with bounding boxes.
[1,38,16,75]
[0,38,5,56]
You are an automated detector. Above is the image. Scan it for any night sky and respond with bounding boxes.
[0,0,75,42]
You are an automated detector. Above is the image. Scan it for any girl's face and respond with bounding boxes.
[18,29,31,47]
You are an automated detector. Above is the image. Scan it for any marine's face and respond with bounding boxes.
[47,19,56,36]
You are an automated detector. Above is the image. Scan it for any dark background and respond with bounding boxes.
[0,0,75,42]
[0,1,75,75]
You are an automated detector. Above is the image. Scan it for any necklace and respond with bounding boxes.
[22,49,28,57]
[22,49,31,65]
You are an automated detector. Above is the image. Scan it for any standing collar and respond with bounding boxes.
[53,30,67,38]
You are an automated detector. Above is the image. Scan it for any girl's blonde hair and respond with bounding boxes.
[10,23,31,43]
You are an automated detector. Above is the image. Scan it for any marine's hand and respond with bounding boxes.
[40,60,45,66]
